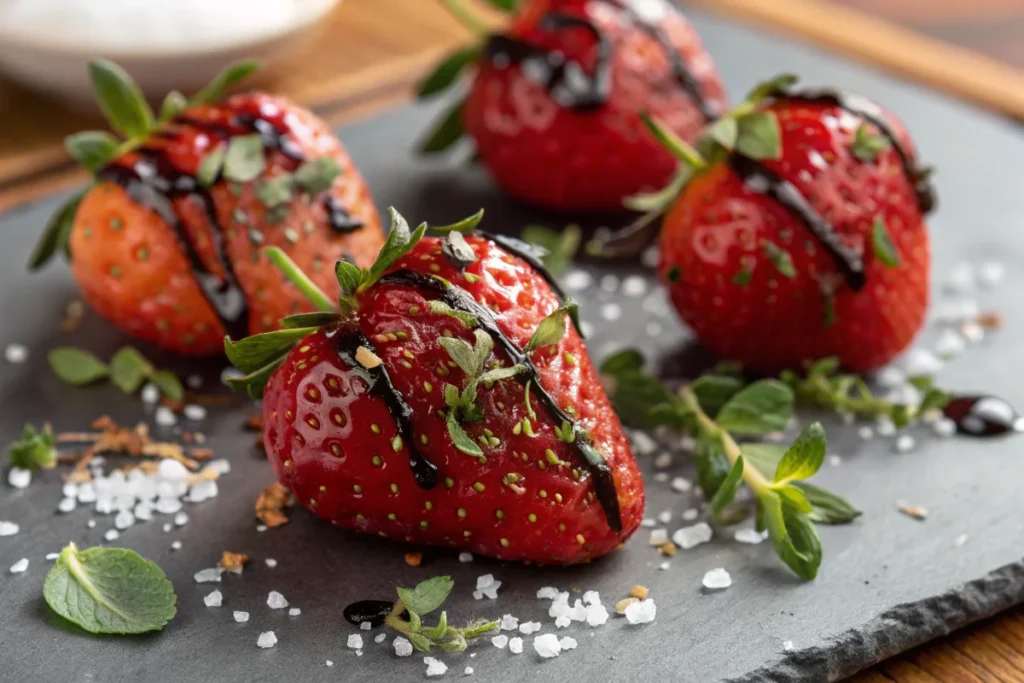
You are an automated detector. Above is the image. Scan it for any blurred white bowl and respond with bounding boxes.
[0,0,340,106]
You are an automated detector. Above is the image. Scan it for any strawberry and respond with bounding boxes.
[614,74,934,374]
[416,0,727,213]
[225,209,644,564]
[31,60,385,356]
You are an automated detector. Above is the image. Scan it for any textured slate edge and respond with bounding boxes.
[731,557,1024,682]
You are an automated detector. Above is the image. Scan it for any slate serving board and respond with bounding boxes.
[2,13,1024,683]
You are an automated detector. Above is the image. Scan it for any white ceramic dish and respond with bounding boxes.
[0,0,340,106]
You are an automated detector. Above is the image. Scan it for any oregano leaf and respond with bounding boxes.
[871,216,900,268]
[109,346,153,394]
[196,145,226,187]
[294,157,342,196]
[48,347,110,385]
[851,123,891,162]
[224,327,318,374]
[447,414,483,456]
[8,424,57,471]
[159,90,187,123]
[255,174,295,209]
[520,224,581,277]
[773,422,827,483]
[525,300,578,354]
[708,455,745,517]
[150,370,184,401]
[716,380,794,435]
[397,576,454,616]
[222,134,265,183]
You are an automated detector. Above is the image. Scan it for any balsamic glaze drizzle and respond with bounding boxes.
[727,153,867,291]
[476,231,568,303]
[943,395,1023,438]
[335,329,439,489]
[379,270,623,533]
[343,599,395,628]
[325,195,366,233]
[779,86,936,214]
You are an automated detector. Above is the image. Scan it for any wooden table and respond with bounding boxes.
[2,1,1023,679]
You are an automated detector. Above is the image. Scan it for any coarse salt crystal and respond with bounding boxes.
[681,508,699,521]
[944,262,975,293]
[234,611,249,623]
[194,568,220,583]
[895,435,915,453]
[534,633,562,658]
[174,512,189,526]
[934,329,966,358]
[656,510,672,524]
[7,467,31,489]
[828,454,842,467]
[326,661,333,667]
[347,634,363,649]
[188,480,218,502]
[653,453,673,470]
[267,591,288,609]
[554,616,571,628]
[500,614,519,631]
[10,558,29,573]
[154,406,177,427]
[658,562,670,571]
[114,509,135,530]
[158,459,189,481]
[631,432,657,455]
[4,343,28,364]
[961,321,985,343]
[734,528,768,544]
[424,656,447,677]
[955,533,969,547]
[640,518,655,528]
[77,482,96,503]
[141,383,160,404]
[585,602,609,626]
[670,476,692,493]
[264,558,278,568]
[519,621,542,634]
[673,522,712,549]
[208,459,231,475]
[204,590,223,607]
[257,631,277,649]
[87,519,96,528]
[374,632,387,644]
[288,607,301,617]
[394,636,413,657]
[509,637,524,654]
[858,426,874,440]
[133,502,153,521]
[600,303,622,321]
[582,591,600,605]
[183,404,207,421]
[104,529,120,542]
[624,599,657,624]
[171,541,182,551]
[491,635,508,649]
[360,621,371,630]
[648,529,668,546]
[558,637,578,651]
[933,418,957,438]
[46,552,59,561]
[621,276,647,297]
[187,374,203,389]
[902,348,943,376]
[702,568,732,590]
[876,417,896,437]
[978,261,1005,288]
[458,552,473,563]
[58,497,76,513]
[465,667,473,676]
[782,640,794,652]
[564,270,593,292]
[256,524,267,532]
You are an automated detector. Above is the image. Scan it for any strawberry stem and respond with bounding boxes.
[264,246,336,312]
[442,0,489,34]
[640,113,706,170]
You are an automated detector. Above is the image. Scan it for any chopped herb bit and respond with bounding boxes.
[851,123,891,162]
[294,157,342,196]
[520,224,581,276]
[8,424,57,470]
[871,216,900,268]
[386,576,497,652]
[763,241,796,278]
[49,346,182,400]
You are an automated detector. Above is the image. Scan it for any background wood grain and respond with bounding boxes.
[1,1,1023,679]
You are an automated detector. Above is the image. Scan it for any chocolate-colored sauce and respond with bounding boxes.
[727,153,867,291]
[343,599,394,628]
[780,86,936,214]
[943,395,1023,437]
[96,150,250,340]
[379,270,623,533]
[325,195,365,233]
[335,329,439,489]
[476,231,568,303]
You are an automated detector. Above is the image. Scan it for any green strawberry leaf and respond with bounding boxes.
[65,131,119,173]
[871,216,900,268]
[427,209,486,235]
[109,346,154,394]
[293,157,342,196]
[742,73,798,108]
[196,145,226,187]
[640,113,707,170]
[43,543,177,634]
[524,300,578,354]
[520,224,581,277]
[851,123,891,162]
[222,134,265,183]
[359,208,428,291]
[224,327,317,374]
[715,380,794,436]
[158,90,187,123]
[87,59,154,140]
[396,576,454,616]
[623,165,691,213]
[417,47,480,99]
[48,347,110,385]
[280,312,341,329]
[418,99,466,155]
[429,300,479,328]
[190,59,262,105]
[8,424,57,470]
[29,189,87,270]
[736,112,782,160]
[706,116,739,150]
[448,414,484,456]
[224,357,286,399]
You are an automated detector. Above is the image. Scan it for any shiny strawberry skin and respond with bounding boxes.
[68,92,385,356]
[261,236,644,564]
[464,0,726,213]
[659,98,930,374]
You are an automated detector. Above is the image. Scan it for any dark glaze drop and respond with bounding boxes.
[727,153,867,291]
[779,86,936,214]
[96,150,250,340]
[379,270,623,533]
[343,599,394,628]
[476,231,568,303]
[335,329,439,489]
[943,395,1023,437]
[325,195,365,233]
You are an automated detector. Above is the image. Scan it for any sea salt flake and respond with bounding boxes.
[394,636,413,657]
[621,275,647,297]
[424,656,447,677]
[624,599,657,624]
[582,591,600,605]
[204,590,223,607]
[955,533,969,547]
[554,616,571,628]
[944,262,975,293]
[902,348,943,376]
[673,522,712,549]
[188,480,218,502]
[600,302,622,321]
[491,634,508,649]
[500,614,519,631]
[702,568,732,590]
[141,383,160,404]
[509,637,524,654]
[158,459,189,481]
[257,631,277,649]
[154,406,177,427]
[585,602,609,626]
[234,611,249,623]
[58,497,76,513]
[648,529,668,546]
[8,466,31,489]
[289,608,301,616]
[208,459,231,475]
[4,343,28,364]
[194,568,221,583]
[104,529,120,542]
[267,591,289,609]
[670,476,692,493]
[465,666,473,675]
[858,426,874,440]
[961,321,985,343]
[171,541,182,551]
[658,562,671,571]
[681,508,699,521]
[77,482,96,503]
[656,510,672,524]
[895,435,915,453]
[534,633,562,658]
[782,640,794,652]
[875,417,896,437]
[10,558,29,573]
[519,621,542,634]
[978,261,1005,288]
[348,634,363,649]
[114,509,135,530]
[174,512,189,526]
[183,404,207,421]
[265,558,278,567]
[458,552,473,563]
[326,661,333,667]
[640,518,655,528]
[558,637,578,651]
[934,418,957,438]
[934,328,966,358]
[734,528,768,544]
[45,553,59,561]
[256,524,267,532]
[654,453,673,469]
[564,270,593,292]
[360,621,371,631]
[155,498,183,515]
[631,431,657,455]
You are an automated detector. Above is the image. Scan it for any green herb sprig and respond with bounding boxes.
[520,224,582,277]
[48,346,183,401]
[43,542,177,634]
[385,576,498,652]
[8,424,57,471]
[601,350,860,580]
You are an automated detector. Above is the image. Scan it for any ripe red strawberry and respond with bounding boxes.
[31,60,385,356]
[417,0,727,212]
[632,75,933,374]
[227,210,644,564]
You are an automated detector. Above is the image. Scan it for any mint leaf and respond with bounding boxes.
[360,208,428,290]
[223,134,265,183]
[397,576,453,616]
[715,380,794,435]
[760,491,822,580]
[109,347,153,394]
[690,374,744,417]
[763,241,796,278]
[256,174,294,208]
[794,482,861,524]
[197,146,226,187]
[150,370,184,401]
[224,327,317,374]
[736,112,781,160]
[417,47,479,99]
[65,131,119,173]
[871,216,900,268]
[43,543,176,634]
[851,123,891,162]
[525,300,578,354]
[48,347,110,385]
[418,99,466,155]
[190,59,262,105]
[520,224,581,277]
[29,189,86,270]
[773,422,826,483]
[708,455,745,517]
[294,157,342,196]
[87,59,154,140]
[8,424,57,470]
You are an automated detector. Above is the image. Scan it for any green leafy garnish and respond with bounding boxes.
[293,157,342,195]
[601,350,860,580]
[520,224,581,277]
[189,59,262,106]
[48,346,182,400]
[763,241,796,278]
[43,543,176,634]
[29,189,87,270]
[197,145,226,187]
[65,132,120,173]
[417,47,480,99]
[735,112,782,160]
[223,134,265,183]
[8,424,57,470]
[88,59,154,140]
[851,123,891,162]
[524,300,579,354]
[871,216,900,268]
[418,100,466,155]
[158,90,187,123]
[385,576,497,652]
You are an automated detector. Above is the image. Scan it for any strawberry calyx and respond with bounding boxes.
[384,576,499,653]
[29,59,262,271]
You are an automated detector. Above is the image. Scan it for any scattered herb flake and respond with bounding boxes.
[871,216,900,268]
[851,123,891,162]
[763,241,796,278]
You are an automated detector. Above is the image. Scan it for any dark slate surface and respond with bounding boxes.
[2,12,1024,683]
